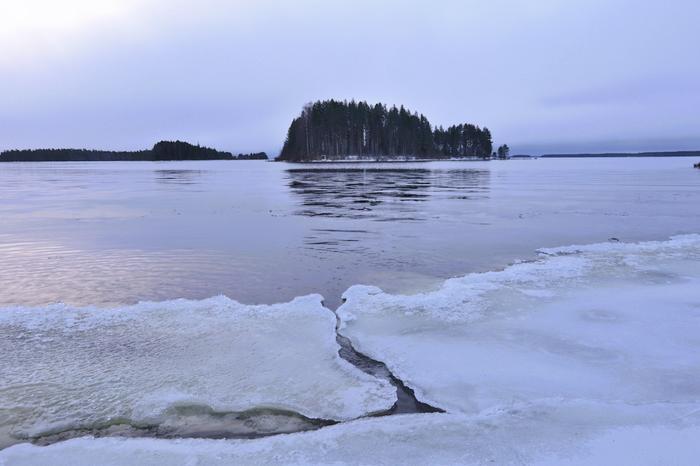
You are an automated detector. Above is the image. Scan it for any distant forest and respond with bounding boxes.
[236,152,269,160]
[278,100,495,161]
[0,141,234,162]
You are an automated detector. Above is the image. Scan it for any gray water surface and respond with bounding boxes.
[1,157,698,308]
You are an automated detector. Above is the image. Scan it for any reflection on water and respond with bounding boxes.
[0,158,698,308]
[287,168,490,221]
[155,169,204,185]
[286,167,491,263]
[0,239,239,307]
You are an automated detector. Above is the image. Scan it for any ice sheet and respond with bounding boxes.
[338,235,700,413]
[0,295,395,447]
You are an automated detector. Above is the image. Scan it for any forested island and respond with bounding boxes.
[278,100,499,162]
[0,141,234,162]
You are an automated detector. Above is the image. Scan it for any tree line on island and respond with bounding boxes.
[1,100,511,163]
[278,99,508,161]
[236,152,269,160]
[0,141,269,162]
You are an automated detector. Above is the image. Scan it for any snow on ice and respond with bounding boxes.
[338,235,700,414]
[0,295,395,447]
[2,235,700,464]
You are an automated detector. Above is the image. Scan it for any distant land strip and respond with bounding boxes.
[540,151,700,158]
[0,141,268,162]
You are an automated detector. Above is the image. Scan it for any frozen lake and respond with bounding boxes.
[1,157,698,309]
[1,156,700,461]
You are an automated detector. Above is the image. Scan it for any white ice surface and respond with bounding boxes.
[3,235,700,463]
[2,404,699,465]
[338,235,700,415]
[0,295,395,447]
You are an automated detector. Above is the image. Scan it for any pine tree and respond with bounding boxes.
[497,144,510,159]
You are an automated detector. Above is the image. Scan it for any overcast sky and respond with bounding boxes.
[1,0,698,155]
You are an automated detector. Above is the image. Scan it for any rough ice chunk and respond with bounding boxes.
[2,403,699,465]
[338,235,700,414]
[0,295,395,447]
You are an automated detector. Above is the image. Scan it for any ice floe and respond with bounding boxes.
[338,235,700,414]
[0,295,395,447]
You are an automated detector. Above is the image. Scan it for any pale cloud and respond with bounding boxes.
[0,0,698,155]
[0,0,149,66]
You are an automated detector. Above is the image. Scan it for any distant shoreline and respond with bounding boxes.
[2,147,698,163]
[0,141,268,162]
[281,153,700,163]
[280,157,486,164]
[540,150,700,158]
